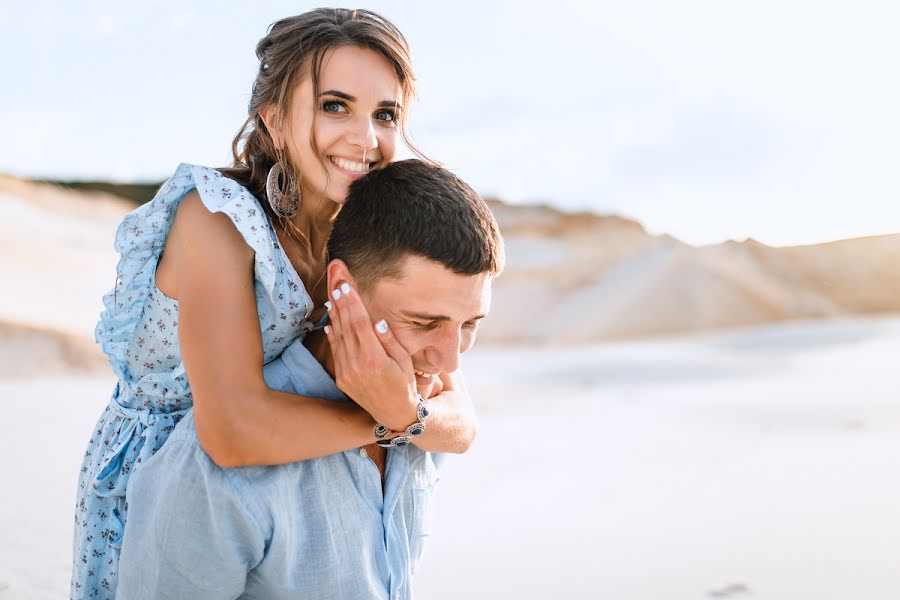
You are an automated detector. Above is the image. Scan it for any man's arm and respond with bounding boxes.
[117,432,267,599]
[408,370,477,454]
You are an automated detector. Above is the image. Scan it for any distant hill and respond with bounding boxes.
[2,172,899,365]
[38,179,163,206]
[0,320,105,377]
[481,200,900,344]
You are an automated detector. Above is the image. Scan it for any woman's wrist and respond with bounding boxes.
[374,394,428,448]
[374,389,422,432]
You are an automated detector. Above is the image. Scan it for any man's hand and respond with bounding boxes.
[426,372,444,398]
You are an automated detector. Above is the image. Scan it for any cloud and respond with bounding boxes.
[614,99,800,186]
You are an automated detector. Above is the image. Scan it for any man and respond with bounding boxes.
[116,160,504,599]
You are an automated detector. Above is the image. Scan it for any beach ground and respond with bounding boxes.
[2,317,899,599]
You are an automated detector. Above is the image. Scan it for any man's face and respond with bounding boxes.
[360,255,492,397]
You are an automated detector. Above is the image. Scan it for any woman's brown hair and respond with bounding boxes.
[219,8,426,219]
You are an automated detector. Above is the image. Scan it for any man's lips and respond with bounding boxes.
[414,370,439,390]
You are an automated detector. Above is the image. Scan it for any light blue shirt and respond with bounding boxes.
[117,340,443,600]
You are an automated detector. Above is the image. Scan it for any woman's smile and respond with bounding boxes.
[328,155,377,177]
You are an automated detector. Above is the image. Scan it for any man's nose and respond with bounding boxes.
[425,327,462,375]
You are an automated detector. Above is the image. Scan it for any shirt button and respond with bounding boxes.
[359,448,367,458]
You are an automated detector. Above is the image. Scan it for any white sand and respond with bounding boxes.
[2,317,900,599]
[418,316,900,599]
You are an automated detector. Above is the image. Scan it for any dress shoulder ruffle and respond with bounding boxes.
[94,163,283,388]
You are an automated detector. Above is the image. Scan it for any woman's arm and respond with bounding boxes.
[167,192,374,466]
[166,192,473,467]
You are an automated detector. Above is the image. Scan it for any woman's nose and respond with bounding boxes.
[347,114,378,152]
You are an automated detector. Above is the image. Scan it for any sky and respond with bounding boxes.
[2,0,899,246]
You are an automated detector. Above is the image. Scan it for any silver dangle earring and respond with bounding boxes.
[266,148,301,220]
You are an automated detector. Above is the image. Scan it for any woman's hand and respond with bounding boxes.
[324,282,420,431]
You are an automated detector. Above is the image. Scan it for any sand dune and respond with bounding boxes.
[482,203,900,343]
[0,175,130,340]
[2,174,899,364]
[0,321,106,377]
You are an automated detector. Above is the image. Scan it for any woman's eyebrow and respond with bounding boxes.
[320,90,354,100]
[319,90,401,109]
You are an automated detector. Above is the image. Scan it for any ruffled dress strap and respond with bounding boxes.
[95,163,298,386]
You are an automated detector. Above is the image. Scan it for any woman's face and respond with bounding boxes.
[267,45,404,205]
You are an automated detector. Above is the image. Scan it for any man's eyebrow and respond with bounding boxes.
[319,90,402,109]
[401,311,486,322]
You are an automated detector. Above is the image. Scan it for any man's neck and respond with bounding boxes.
[303,329,335,381]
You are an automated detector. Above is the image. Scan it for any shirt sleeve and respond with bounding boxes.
[117,439,268,599]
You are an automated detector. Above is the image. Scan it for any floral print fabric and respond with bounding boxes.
[71,163,313,599]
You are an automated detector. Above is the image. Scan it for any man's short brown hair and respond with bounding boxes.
[327,159,504,291]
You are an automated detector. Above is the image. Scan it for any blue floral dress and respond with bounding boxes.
[71,164,315,599]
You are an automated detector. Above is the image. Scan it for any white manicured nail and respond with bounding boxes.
[324,301,333,311]
[324,325,331,335]
[375,320,388,334]
[331,288,342,300]
[340,282,351,295]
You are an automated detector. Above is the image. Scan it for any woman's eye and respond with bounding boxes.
[322,100,347,114]
[375,109,396,123]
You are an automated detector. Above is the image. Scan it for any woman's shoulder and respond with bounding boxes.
[135,163,269,258]
[96,163,293,383]
[112,163,275,282]
[174,163,264,217]
[172,189,256,258]
[154,164,265,229]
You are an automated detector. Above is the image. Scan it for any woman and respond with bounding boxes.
[72,9,477,598]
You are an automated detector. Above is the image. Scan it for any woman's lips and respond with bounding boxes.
[328,155,377,177]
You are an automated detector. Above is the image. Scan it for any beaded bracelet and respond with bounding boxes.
[374,394,429,448]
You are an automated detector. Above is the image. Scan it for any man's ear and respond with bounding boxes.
[326,259,358,295]
[258,104,282,149]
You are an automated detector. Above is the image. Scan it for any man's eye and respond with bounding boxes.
[412,322,438,331]
[462,321,479,330]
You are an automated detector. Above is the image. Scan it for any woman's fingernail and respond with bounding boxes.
[324,325,332,335]
[375,320,388,334]
[340,282,351,295]
[324,301,333,311]
[331,288,342,301]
